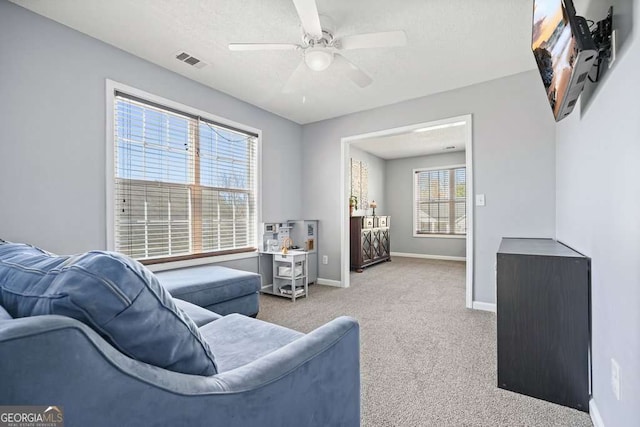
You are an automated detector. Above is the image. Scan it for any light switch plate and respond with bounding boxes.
[476,194,486,206]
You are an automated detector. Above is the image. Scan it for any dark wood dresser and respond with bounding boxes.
[497,238,591,412]
[350,216,390,272]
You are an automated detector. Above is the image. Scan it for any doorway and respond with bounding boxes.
[340,114,474,308]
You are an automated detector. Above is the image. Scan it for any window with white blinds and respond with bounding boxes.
[414,167,466,236]
[113,92,258,263]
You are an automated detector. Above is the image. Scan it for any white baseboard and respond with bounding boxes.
[316,278,343,288]
[590,399,605,427]
[390,252,466,262]
[472,301,496,313]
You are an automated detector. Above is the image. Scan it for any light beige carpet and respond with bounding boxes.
[258,257,592,427]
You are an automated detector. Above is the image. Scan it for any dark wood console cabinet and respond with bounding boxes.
[497,238,591,412]
[350,216,390,272]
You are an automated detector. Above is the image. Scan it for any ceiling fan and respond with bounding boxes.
[228,0,407,92]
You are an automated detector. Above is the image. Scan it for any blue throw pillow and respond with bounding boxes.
[0,243,217,376]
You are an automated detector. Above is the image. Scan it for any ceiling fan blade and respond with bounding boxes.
[333,54,372,88]
[338,30,407,50]
[292,0,323,40]
[228,43,300,51]
[281,60,309,94]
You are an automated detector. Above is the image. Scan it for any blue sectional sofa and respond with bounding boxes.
[0,243,360,426]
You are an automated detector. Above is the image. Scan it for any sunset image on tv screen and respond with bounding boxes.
[532,0,577,118]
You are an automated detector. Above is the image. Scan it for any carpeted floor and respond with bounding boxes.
[257,256,593,427]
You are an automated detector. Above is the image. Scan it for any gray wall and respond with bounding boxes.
[348,146,386,216]
[555,0,640,424]
[385,151,466,258]
[302,70,556,303]
[0,1,302,257]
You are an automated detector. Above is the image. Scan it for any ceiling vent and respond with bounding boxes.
[175,51,208,69]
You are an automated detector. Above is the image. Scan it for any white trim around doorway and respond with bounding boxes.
[340,114,475,309]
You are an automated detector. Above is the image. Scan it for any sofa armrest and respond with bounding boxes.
[217,316,359,391]
[0,315,360,426]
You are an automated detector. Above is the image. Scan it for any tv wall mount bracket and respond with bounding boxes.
[590,6,613,82]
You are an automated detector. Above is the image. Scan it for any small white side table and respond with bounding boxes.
[259,250,309,301]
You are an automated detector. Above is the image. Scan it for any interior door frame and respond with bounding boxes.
[340,114,474,308]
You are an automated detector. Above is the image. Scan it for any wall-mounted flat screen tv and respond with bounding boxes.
[532,0,597,121]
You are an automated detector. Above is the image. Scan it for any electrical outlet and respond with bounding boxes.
[322,255,328,265]
[611,358,620,400]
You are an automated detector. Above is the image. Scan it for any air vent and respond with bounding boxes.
[175,51,208,69]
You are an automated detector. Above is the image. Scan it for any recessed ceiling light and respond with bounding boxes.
[413,121,466,133]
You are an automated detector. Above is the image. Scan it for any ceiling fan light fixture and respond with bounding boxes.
[305,47,334,71]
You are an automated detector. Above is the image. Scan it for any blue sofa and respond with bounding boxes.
[0,244,360,426]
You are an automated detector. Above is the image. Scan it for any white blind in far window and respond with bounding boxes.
[114,93,257,261]
[414,167,466,235]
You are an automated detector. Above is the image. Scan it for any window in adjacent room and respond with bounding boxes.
[414,166,466,236]
[112,91,258,263]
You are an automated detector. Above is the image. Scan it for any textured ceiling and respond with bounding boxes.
[351,125,466,160]
[12,0,538,124]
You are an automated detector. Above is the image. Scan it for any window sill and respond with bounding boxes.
[145,250,258,272]
[413,234,467,239]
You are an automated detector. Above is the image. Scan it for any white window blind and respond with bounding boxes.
[114,92,258,262]
[414,167,466,235]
